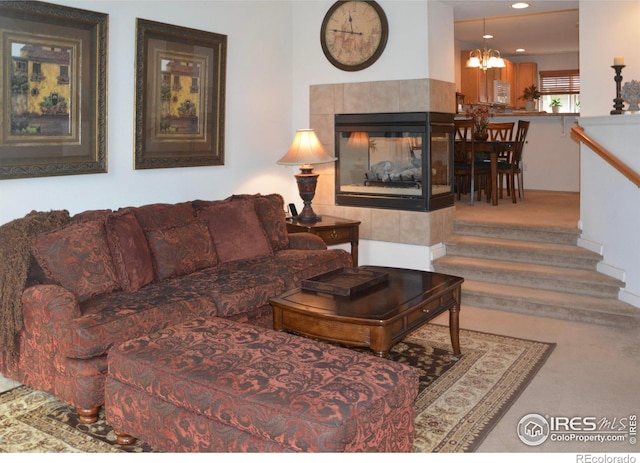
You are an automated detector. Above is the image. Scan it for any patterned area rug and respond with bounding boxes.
[0,324,554,453]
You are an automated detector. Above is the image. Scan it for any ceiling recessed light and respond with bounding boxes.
[516,48,526,53]
[511,2,530,9]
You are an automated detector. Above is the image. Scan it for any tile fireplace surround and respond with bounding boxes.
[308,78,457,248]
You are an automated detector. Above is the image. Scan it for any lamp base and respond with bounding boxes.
[296,212,322,223]
[295,165,321,223]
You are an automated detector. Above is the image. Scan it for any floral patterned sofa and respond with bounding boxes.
[0,193,352,424]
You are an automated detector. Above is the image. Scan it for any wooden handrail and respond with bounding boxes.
[571,125,640,188]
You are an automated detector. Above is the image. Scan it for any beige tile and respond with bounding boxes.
[309,114,335,149]
[313,204,335,218]
[371,80,400,113]
[310,84,335,115]
[429,208,446,244]
[399,210,431,246]
[343,82,371,113]
[429,79,457,113]
[370,208,400,242]
[333,84,345,114]
[399,79,429,112]
[315,171,335,206]
[337,206,372,240]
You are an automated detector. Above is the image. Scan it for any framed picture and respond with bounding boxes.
[0,1,107,180]
[135,19,226,169]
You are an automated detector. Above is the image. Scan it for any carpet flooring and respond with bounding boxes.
[0,324,554,453]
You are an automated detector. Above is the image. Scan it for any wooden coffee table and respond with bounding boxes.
[269,266,464,358]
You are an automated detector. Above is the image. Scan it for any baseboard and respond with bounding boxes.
[597,261,626,283]
[619,289,640,309]
[429,243,447,269]
[577,236,603,255]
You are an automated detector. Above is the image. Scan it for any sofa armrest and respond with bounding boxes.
[22,284,81,336]
[287,232,327,250]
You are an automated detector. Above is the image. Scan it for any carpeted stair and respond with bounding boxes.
[433,220,640,328]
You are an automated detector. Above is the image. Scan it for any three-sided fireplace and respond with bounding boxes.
[334,112,455,212]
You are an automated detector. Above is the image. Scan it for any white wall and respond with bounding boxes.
[577,0,640,308]
[492,115,580,192]
[0,0,296,225]
[579,1,640,118]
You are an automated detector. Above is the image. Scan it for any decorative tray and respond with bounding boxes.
[301,267,388,297]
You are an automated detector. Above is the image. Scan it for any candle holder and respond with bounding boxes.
[611,64,626,115]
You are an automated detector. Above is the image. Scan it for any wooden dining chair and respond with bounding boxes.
[454,119,491,204]
[497,120,530,203]
[487,122,514,142]
[487,122,515,166]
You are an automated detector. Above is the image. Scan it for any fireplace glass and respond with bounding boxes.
[335,112,454,211]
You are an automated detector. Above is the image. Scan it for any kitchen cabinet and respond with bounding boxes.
[460,51,485,104]
[514,62,538,108]
[460,51,537,108]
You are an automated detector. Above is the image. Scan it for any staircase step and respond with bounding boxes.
[444,235,601,270]
[433,255,623,299]
[454,220,580,245]
[434,218,636,329]
[460,280,640,329]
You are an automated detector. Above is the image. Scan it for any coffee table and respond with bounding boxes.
[269,266,464,358]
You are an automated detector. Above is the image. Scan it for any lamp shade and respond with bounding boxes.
[277,129,336,166]
[346,131,370,149]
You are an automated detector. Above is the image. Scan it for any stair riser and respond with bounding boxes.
[462,291,639,329]
[445,244,599,271]
[454,223,578,245]
[440,219,635,329]
[433,263,620,299]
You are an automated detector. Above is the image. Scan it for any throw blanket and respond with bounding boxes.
[0,210,70,364]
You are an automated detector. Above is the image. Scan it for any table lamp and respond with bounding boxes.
[277,129,336,223]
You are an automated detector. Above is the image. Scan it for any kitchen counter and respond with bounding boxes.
[457,111,580,118]
[494,111,579,117]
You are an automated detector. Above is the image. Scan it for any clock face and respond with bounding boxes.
[320,1,389,72]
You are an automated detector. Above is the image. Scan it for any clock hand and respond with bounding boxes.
[349,13,353,33]
[329,28,363,36]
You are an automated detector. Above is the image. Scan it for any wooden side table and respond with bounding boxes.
[286,216,360,266]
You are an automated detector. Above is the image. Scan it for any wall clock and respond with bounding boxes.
[320,1,389,72]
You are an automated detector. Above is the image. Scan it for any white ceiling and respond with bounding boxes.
[445,0,579,58]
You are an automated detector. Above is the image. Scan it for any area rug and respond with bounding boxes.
[0,324,554,453]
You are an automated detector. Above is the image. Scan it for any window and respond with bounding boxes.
[539,69,580,113]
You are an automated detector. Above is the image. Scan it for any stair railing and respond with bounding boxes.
[571,125,640,188]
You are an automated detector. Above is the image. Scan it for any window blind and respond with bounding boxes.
[539,69,580,95]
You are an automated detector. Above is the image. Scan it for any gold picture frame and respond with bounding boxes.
[0,1,108,180]
[134,19,226,169]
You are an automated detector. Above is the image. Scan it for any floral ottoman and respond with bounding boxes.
[104,317,419,452]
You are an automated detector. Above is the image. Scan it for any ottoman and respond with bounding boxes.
[105,317,420,452]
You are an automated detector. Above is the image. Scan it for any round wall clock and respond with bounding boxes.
[320,1,389,72]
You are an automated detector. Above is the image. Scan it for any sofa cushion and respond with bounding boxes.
[198,199,272,263]
[105,212,154,292]
[232,248,353,290]
[61,293,218,359]
[32,219,120,303]
[198,265,285,317]
[254,194,289,251]
[146,221,218,281]
[130,201,196,232]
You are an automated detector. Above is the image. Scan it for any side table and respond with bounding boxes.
[286,216,360,266]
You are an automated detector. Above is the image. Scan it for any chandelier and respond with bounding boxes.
[466,18,505,71]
